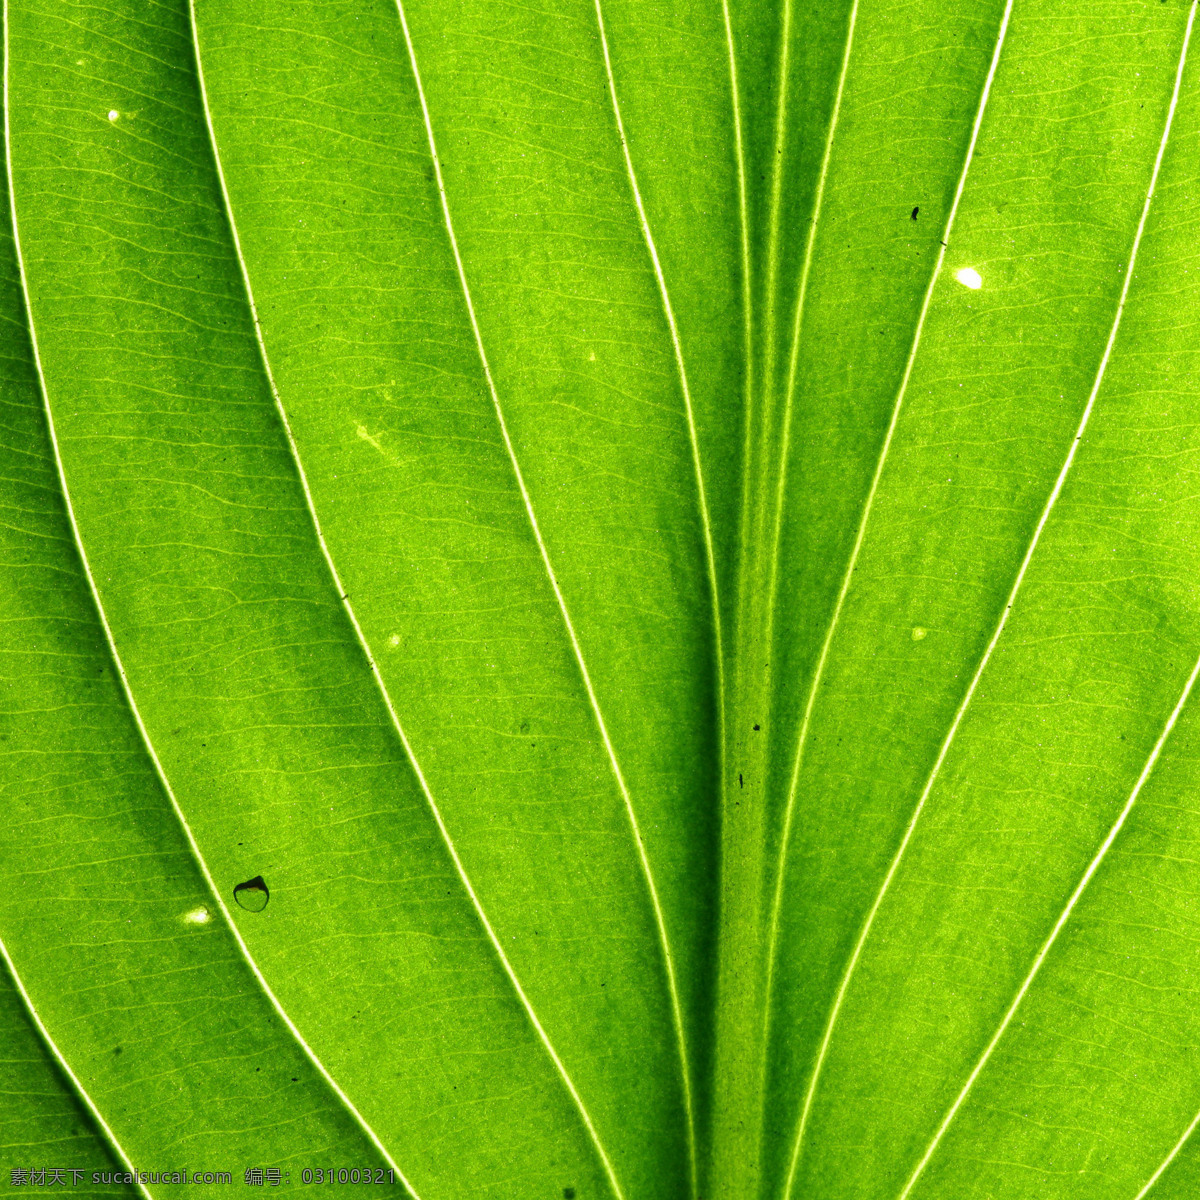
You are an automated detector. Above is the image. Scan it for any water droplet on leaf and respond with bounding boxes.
[233,876,269,912]
[954,266,982,290]
[911,627,928,641]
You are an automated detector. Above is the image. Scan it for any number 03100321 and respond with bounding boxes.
[300,1167,398,1185]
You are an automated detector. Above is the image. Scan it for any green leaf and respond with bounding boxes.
[4,0,1200,1197]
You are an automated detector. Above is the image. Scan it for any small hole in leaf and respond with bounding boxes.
[233,876,269,913]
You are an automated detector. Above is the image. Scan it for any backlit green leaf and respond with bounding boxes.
[4,1,1200,1198]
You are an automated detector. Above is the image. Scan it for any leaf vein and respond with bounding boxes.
[897,9,1200,1193]
[773,3,1018,1192]
[0,941,148,1198]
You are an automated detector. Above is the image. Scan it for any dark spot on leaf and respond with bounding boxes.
[739,774,743,788]
[564,1190,576,1199]
[911,206,919,220]
[113,1046,122,1055]
[233,875,269,912]
[753,724,760,731]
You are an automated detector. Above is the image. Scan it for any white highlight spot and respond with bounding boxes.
[954,266,983,290]
[911,627,928,641]
[388,635,400,648]
[183,907,210,925]
[588,351,596,362]
[107,110,119,122]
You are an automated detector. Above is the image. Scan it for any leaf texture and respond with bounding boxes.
[4,1,1200,1198]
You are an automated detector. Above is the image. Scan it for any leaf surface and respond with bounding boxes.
[4,2,1200,1199]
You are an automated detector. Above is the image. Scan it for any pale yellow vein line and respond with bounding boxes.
[776,4,1016,1195]
[896,9,1198,1192]
[759,0,858,1056]
[769,0,858,620]
[0,938,151,1200]
[722,0,754,620]
[901,655,1200,1198]
[190,4,622,1196]
[761,0,793,393]
[721,0,752,432]
[398,5,631,1197]
[1134,1102,1200,1199]
[9,5,413,1189]
[590,3,725,1191]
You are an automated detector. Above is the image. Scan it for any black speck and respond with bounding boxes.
[291,1077,298,1082]
[753,724,760,731]
[738,773,743,789]
[911,206,919,220]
